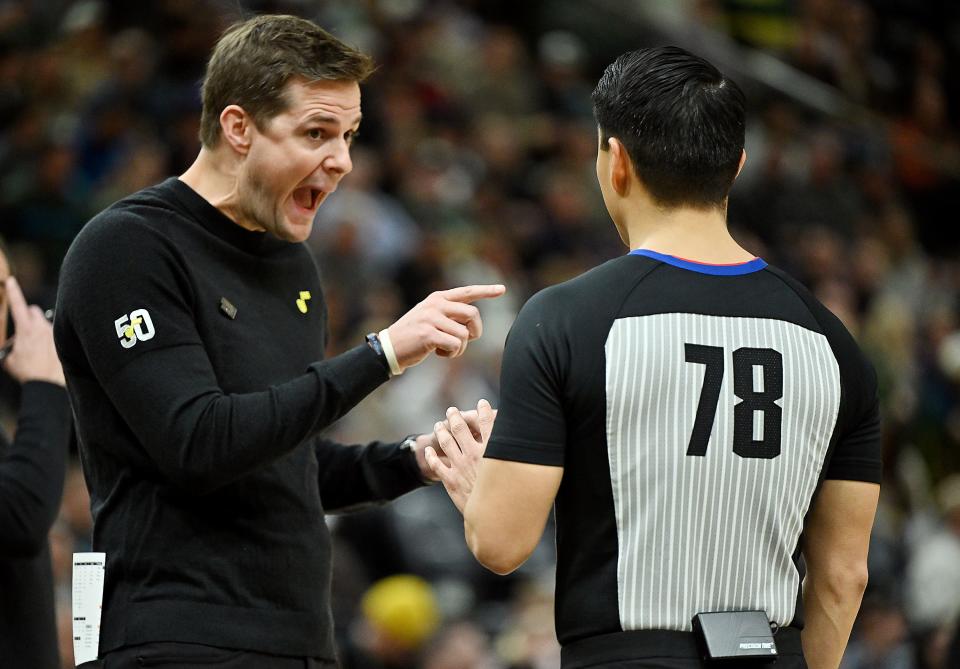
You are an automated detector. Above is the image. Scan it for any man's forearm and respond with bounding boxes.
[316,438,426,511]
[801,573,868,669]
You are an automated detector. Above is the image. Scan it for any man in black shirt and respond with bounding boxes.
[430,47,880,669]
[55,15,502,669]
[0,266,71,668]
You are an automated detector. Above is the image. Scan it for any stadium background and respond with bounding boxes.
[1,0,959,667]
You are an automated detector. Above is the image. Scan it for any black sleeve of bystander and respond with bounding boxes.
[0,381,70,557]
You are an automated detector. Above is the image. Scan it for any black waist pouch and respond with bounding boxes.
[691,611,778,664]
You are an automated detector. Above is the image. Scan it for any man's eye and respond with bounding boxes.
[307,129,324,140]
[345,131,359,145]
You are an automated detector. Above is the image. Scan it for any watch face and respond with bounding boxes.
[366,332,384,356]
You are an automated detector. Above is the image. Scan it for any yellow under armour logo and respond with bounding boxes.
[123,316,143,339]
[296,291,311,314]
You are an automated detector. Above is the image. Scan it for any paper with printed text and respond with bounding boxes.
[72,552,106,665]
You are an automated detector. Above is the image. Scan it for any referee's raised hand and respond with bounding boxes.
[385,284,505,371]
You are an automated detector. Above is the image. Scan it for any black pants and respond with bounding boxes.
[563,660,807,669]
[561,628,808,669]
[79,642,337,669]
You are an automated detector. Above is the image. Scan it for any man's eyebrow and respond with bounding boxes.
[303,113,363,128]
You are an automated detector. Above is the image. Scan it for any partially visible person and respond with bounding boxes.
[906,474,960,631]
[0,261,71,668]
[839,596,915,669]
[341,574,440,669]
[946,617,960,669]
[422,621,497,669]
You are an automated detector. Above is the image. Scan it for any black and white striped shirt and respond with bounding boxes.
[486,250,880,652]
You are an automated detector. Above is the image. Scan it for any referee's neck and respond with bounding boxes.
[622,201,754,264]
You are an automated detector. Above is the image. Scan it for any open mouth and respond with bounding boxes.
[292,186,324,212]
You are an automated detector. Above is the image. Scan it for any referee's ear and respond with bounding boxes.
[219,104,253,156]
[734,148,747,180]
[607,137,632,197]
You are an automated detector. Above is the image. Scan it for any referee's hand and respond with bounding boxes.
[386,284,505,371]
[426,400,495,513]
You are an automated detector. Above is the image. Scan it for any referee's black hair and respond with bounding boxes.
[592,46,745,209]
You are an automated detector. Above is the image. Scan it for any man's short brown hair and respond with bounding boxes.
[199,14,375,148]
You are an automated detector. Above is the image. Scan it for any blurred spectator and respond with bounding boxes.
[493,578,561,669]
[422,621,500,669]
[342,574,441,669]
[840,595,916,669]
[905,475,960,631]
[947,619,960,669]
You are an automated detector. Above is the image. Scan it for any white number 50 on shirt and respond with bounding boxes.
[114,309,155,349]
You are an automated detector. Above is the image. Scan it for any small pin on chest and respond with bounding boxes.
[219,297,238,320]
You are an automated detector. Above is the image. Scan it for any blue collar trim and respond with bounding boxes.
[629,249,768,276]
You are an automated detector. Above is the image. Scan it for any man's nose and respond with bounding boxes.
[323,139,353,176]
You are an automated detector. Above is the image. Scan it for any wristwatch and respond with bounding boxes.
[365,332,389,373]
[399,434,437,485]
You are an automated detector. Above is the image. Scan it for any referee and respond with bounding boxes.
[430,47,881,669]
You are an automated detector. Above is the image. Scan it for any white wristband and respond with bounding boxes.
[378,329,403,376]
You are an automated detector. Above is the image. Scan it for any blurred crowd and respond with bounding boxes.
[1,0,959,667]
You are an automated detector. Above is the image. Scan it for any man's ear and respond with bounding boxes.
[608,137,631,197]
[219,105,253,155]
[735,148,746,179]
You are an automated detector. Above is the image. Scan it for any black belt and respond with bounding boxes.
[561,627,804,668]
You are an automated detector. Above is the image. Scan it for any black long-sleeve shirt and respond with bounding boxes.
[53,177,425,660]
[0,381,70,669]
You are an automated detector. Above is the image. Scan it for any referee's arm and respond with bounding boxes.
[436,290,566,574]
[428,404,563,575]
[464,458,562,574]
[801,479,879,669]
[799,297,882,668]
